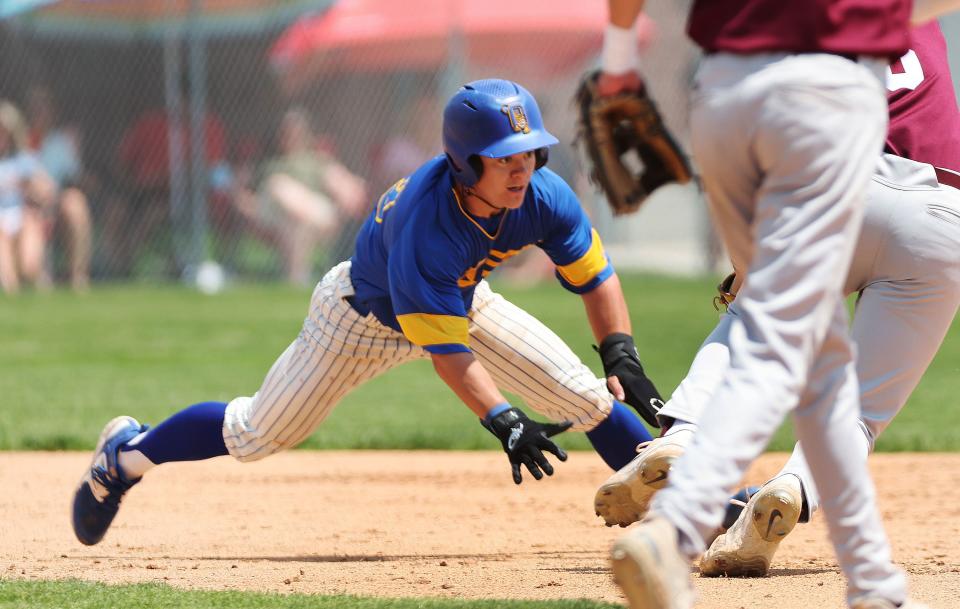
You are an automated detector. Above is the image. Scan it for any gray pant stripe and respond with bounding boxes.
[254,327,338,434]
[281,355,379,449]
[239,307,387,456]
[230,293,422,458]
[470,332,595,425]
[473,296,584,370]
[254,343,316,431]
[270,344,350,451]
[224,340,312,451]
[472,297,606,419]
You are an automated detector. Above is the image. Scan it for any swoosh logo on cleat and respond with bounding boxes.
[646,469,668,484]
[765,509,783,538]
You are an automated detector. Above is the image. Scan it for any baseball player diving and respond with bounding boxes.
[578,0,954,608]
[596,17,960,591]
[71,79,665,546]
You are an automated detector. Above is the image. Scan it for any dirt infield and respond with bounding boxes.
[2,451,958,608]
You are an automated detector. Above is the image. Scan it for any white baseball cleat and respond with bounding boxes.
[595,430,692,527]
[851,600,931,609]
[699,474,803,577]
[610,515,695,609]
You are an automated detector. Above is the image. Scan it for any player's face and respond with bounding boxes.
[474,151,536,210]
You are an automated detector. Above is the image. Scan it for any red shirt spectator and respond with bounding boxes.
[118,108,226,190]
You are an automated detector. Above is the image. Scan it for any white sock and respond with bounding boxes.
[117,434,157,480]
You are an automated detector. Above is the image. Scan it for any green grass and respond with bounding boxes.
[1,274,958,452]
[0,580,619,609]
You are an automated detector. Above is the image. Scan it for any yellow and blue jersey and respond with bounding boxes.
[350,155,613,354]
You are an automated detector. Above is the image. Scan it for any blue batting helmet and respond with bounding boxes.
[442,79,559,186]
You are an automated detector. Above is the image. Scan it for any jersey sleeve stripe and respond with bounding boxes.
[555,228,609,287]
[396,312,470,349]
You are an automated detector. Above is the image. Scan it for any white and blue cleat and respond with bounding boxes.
[71,416,149,546]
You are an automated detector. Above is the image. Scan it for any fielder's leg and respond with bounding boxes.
[594,310,734,526]
[776,162,960,515]
[790,307,906,604]
[612,52,907,609]
[701,307,867,578]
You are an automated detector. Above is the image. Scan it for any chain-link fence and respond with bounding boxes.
[0,0,705,292]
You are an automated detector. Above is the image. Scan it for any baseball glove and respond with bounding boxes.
[576,70,692,215]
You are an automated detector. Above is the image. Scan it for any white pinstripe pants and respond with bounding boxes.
[223,261,613,461]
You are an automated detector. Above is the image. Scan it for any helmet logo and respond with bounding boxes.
[501,104,531,134]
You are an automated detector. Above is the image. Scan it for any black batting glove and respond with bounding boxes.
[595,332,663,428]
[481,407,572,485]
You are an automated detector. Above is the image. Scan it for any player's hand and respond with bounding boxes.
[596,333,663,428]
[606,374,626,401]
[596,70,644,97]
[481,407,572,484]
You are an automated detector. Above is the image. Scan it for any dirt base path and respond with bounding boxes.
[2,452,958,608]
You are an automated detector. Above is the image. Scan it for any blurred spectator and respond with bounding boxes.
[0,100,56,294]
[233,107,367,285]
[369,94,440,194]
[25,84,93,291]
[101,85,229,277]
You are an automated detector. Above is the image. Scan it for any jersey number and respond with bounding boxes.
[374,177,408,224]
[886,50,924,92]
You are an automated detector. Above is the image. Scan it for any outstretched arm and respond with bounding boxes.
[581,271,632,343]
[582,273,664,427]
[431,351,506,418]
[609,0,646,28]
[599,0,648,95]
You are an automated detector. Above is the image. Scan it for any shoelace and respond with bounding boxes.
[90,466,136,509]
[634,430,692,454]
[728,486,761,510]
[630,439,755,514]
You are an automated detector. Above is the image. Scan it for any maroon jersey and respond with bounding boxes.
[885,22,960,175]
[688,0,910,60]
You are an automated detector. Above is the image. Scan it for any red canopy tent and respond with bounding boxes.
[13,0,319,39]
[270,0,654,88]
